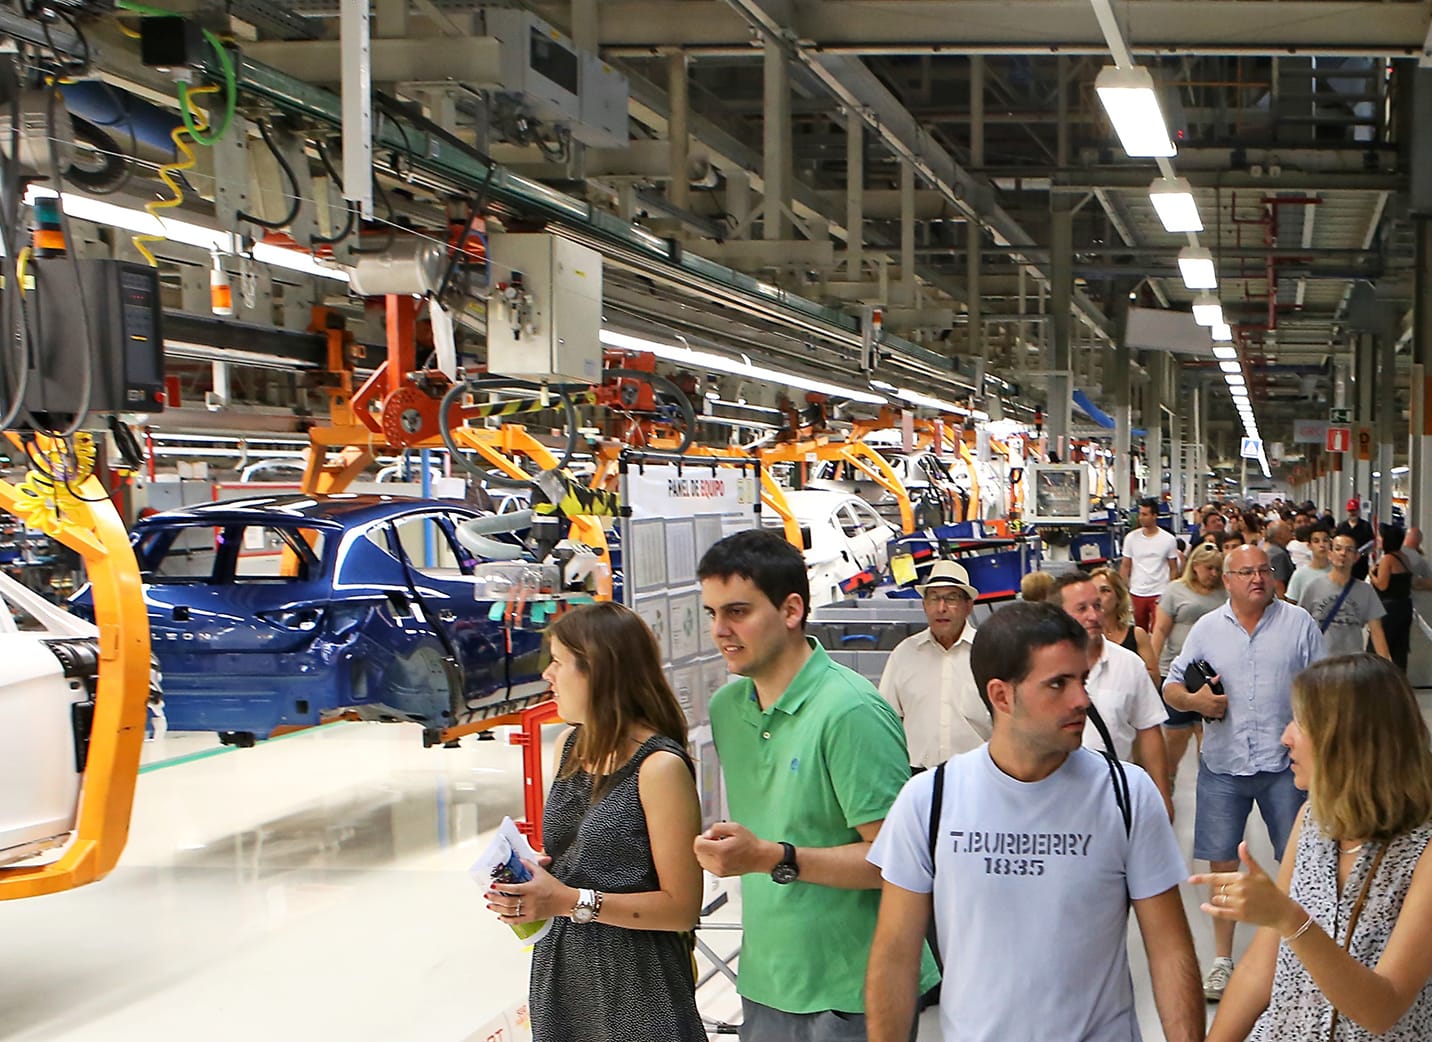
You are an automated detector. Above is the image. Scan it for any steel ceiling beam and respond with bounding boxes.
[544,1,1432,58]
[719,0,1115,342]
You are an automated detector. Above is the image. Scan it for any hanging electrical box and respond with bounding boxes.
[480,7,629,149]
[23,259,166,425]
[486,233,602,385]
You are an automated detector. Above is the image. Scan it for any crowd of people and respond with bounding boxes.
[483,501,1432,1042]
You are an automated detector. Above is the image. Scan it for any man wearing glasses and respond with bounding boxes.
[1163,545,1326,1003]
[879,561,988,773]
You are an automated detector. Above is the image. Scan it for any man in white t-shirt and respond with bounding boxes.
[1054,572,1173,820]
[1120,498,1180,632]
[879,561,988,770]
[864,602,1202,1042]
[1285,522,1315,571]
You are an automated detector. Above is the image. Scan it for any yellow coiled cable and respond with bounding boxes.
[132,83,218,266]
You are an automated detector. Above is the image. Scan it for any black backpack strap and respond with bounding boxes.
[1084,702,1132,838]
[927,761,946,865]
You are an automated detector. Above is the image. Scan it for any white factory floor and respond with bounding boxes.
[3,685,1430,1042]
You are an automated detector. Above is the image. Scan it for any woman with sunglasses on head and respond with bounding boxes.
[1088,566,1160,688]
[1194,654,1432,1041]
[485,602,706,1042]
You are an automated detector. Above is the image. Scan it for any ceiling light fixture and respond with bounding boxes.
[1095,65,1176,158]
[1212,345,1238,360]
[599,330,887,404]
[1193,292,1224,327]
[1211,322,1234,343]
[1149,176,1203,232]
[1177,246,1218,290]
[1219,361,1241,374]
[1225,373,1246,387]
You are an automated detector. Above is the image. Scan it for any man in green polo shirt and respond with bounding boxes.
[694,528,938,1041]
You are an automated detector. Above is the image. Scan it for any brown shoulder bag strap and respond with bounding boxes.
[1327,842,1390,1041]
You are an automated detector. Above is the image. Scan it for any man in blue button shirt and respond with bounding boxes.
[1163,544,1326,1003]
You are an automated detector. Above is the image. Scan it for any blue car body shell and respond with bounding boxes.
[72,494,549,740]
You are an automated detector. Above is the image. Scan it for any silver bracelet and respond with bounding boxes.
[1283,914,1315,943]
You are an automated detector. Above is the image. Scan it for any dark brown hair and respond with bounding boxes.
[548,602,689,799]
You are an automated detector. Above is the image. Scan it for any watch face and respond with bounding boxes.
[572,904,595,924]
[771,863,799,885]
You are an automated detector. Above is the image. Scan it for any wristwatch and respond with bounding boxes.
[771,841,799,885]
[571,887,604,923]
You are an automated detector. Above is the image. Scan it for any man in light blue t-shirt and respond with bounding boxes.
[865,602,1203,1042]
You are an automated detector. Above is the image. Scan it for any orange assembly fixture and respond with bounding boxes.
[0,435,151,899]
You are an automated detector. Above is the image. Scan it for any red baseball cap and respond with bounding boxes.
[1346,497,1360,512]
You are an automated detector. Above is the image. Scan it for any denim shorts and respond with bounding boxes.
[1193,761,1306,863]
[1161,699,1203,729]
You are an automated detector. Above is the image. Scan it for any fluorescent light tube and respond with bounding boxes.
[1212,345,1238,360]
[1149,177,1202,232]
[25,186,351,282]
[27,184,230,252]
[1211,323,1234,343]
[1192,292,1223,327]
[893,387,963,413]
[252,242,351,283]
[1219,361,1241,374]
[599,330,886,404]
[1178,246,1217,290]
[1095,65,1176,158]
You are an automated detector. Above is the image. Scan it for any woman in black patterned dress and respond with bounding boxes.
[485,602,706,1042]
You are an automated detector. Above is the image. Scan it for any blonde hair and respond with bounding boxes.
[1180,542,1224,590]
[1020,571,1055,604]
[1088,566,1133,626]
[1293,655,1432,842]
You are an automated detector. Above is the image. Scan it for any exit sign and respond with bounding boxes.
[1329,407,1351,424]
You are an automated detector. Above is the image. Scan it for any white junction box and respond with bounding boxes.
[486,232,602,384]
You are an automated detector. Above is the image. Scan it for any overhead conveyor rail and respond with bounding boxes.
[173,39,970,395]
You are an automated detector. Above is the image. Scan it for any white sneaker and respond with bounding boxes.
[1204,957,1234,1002]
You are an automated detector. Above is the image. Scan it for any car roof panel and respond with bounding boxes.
[135,494,473,533]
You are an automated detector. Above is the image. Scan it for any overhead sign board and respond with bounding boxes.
[1293,418,1328,444]
[624,464,759,517]
[1240,437,1263,459]
[1326,426,1352,454]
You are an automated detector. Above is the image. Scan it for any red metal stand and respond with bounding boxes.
[508,700,564,847]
